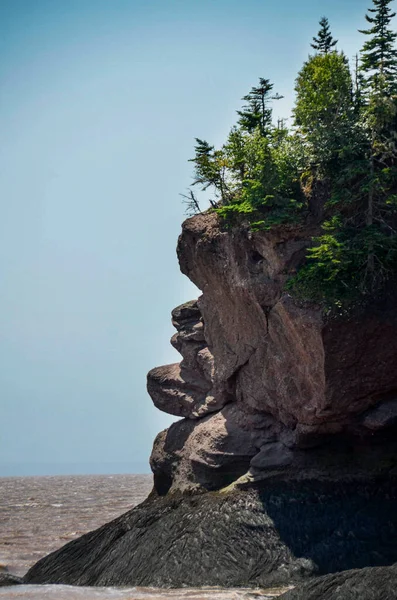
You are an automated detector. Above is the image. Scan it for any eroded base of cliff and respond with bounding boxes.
[24,476,397,589]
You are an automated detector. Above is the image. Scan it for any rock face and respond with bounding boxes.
[24,212,397,589]
[149,213,397,495]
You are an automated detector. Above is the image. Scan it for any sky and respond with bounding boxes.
[0,0,376,476]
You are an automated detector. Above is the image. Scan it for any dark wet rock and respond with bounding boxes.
[24,479,397,588]
[250,442,294,471]
[280,565,397,599]
[0,573,23,586]
[362,398,397,431]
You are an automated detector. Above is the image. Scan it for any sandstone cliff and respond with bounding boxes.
[24,213,397,594]
[148,212,397,495]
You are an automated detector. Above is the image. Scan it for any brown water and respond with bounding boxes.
[0,475,292,599]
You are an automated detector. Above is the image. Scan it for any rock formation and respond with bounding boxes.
[0,573,23,587]
[25,480,397,589]
[24,213,397,593]
[149,213,397,496]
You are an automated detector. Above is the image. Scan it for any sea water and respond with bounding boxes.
[0,475,291,599]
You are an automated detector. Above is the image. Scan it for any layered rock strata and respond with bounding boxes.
[24,212,397,590]
[148,213,397,495]
[25,480,397,588]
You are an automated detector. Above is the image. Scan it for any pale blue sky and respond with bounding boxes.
[0,0,380,475]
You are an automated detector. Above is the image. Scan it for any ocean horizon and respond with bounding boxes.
[0,463,151,478]
[0,474,289,599]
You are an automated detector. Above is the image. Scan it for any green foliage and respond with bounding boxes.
[186,0,397,308]
[217,195,304,231]
[189,83,305,229]
[359,0,397,95]
[190,138,230,204]
[237,78,280,136]
[311,17,338,54]
[288,234,350,303]
[294,53,356,171]
[289,226,397,304]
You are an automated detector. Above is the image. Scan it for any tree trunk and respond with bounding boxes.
[366,138,375,284]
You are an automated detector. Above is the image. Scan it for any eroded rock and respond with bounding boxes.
[250,442,294,471]
[147,363,214,419]
[24,479,397,588]
[25,212,397,589]
[148,213,397,493]
[147,299,227,420]
[150,403,276,494]
[177,214,397,430]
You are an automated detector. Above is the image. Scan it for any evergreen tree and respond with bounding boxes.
[358,0,397,283]
[185,4,397,305]
[237,79,279,135]
[190,139,229,203]
[311,17,338,54]
[294,52,355,170]
[359,0,397,94]
[353,53,366,114]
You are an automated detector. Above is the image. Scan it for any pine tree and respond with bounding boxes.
[359,0,397,94]
[353,53,366,114]
[189,139,229,203]
[311,17,338,54]
[237,78,278,135]
[184,7,397,303]
[358,0,397,284]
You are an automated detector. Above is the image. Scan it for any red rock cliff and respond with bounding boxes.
[147,213,397,495]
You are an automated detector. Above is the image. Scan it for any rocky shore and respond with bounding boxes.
[23,213,397,597]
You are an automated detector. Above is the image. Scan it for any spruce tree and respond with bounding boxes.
[353,53,366,113]
[237,78,276,135]
[190,139,229,204]
[311,17,338,54]
[359,0,397,94]
[358,0,397,284]
[185,6,397,303]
